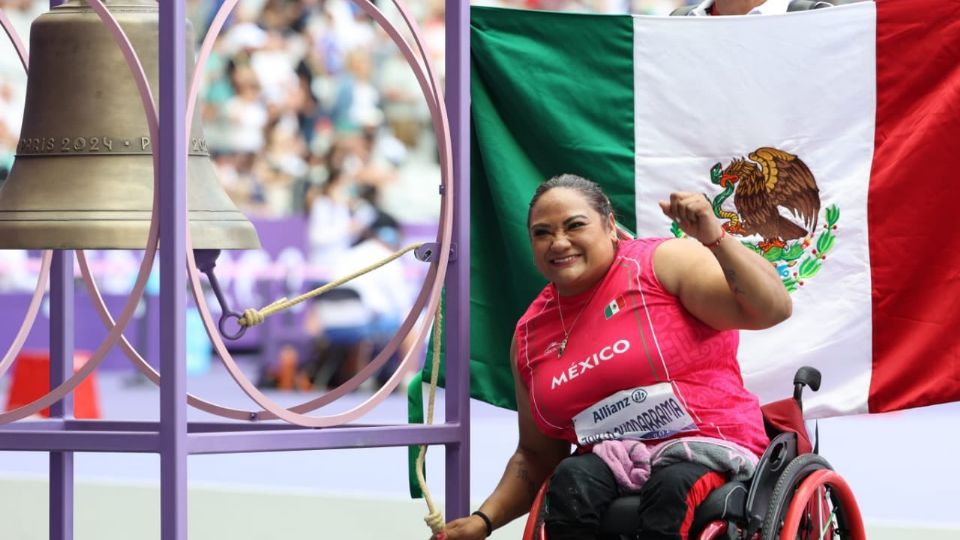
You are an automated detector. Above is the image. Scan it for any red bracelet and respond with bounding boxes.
[701,229,726,250]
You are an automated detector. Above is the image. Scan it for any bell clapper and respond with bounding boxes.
[194,249,247,340]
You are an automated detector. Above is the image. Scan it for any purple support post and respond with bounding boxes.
[49,249,75,540]
[159,1,188,539]
[48,3,73,537]
[444,0,471,521]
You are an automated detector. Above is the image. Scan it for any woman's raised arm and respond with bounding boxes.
[656,192,792,331]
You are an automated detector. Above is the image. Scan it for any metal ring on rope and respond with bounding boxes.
[217,312,247,340]
[0,0,163,424]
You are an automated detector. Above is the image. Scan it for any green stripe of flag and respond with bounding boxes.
[468,7,635,407]
[409,8,636,496]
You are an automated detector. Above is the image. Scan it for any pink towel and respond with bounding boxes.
[591,439,653,492]
[593,436,759,493]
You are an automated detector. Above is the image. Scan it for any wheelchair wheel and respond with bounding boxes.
[522,481,549,540]
[761,454,865,540]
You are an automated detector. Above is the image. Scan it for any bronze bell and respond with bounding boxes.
[0,0,260,249]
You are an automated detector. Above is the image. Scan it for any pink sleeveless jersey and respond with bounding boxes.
[514,238,768,456]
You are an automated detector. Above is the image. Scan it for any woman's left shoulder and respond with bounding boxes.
[650,237,710,294]
[618,236,673,257]
[651,236,706,258]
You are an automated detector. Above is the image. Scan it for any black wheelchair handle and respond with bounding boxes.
[792,366,822,404]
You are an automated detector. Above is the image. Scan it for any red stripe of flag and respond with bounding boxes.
[868,0,960,412]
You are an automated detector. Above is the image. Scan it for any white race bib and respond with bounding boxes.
[572,383,698,446]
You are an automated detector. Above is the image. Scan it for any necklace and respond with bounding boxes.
[556,285,600,358]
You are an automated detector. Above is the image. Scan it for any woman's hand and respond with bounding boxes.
[658,192,723,246]
[429,514,488,540]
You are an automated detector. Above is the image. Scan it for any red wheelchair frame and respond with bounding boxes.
[522,367,866,540]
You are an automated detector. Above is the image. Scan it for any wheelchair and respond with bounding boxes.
[522,367,866,540]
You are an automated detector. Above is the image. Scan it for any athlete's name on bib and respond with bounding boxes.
[573,383,697,446]
[609,397,687,432]
[550,339,631,390]
[579,398,689,445]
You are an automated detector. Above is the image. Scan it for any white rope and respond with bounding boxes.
[416,303,445,534]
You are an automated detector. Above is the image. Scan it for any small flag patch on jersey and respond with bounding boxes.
[604,296,626,319]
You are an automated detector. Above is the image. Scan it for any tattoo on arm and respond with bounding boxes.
[723,267,745,295]
[516,467,537,499]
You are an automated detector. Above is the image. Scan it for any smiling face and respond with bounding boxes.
[528,187,618,296]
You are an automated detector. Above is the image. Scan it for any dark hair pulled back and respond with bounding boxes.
[527,174,615,227]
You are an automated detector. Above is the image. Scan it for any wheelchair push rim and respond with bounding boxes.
[780,469,865,540]
[761,454,865,540]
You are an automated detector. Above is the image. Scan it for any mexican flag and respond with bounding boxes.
[412,0,960,439]
[604,296,626,319]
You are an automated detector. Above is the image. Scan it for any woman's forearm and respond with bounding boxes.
[710,236,792,328]
[476,449,556,532]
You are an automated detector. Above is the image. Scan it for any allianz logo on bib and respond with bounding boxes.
[550,339,631,390]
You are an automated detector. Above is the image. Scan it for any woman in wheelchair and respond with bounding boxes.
[432,174,795,540]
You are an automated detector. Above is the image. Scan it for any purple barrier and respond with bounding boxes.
[0,291,148,372]
[248,217,308,258]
